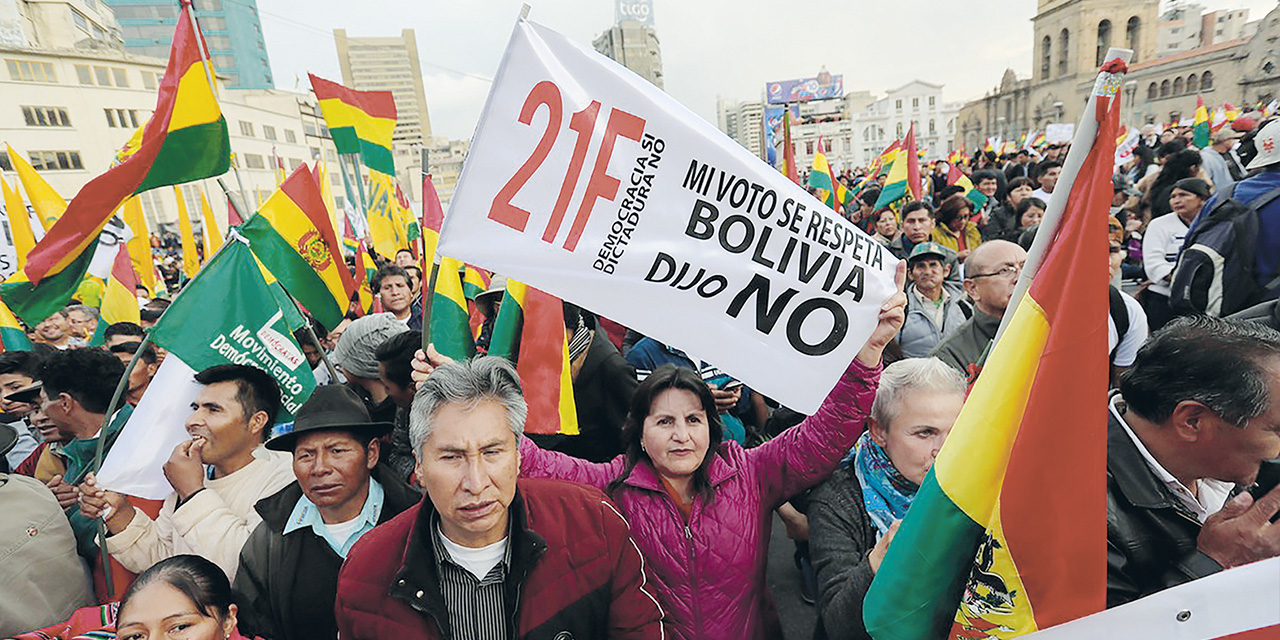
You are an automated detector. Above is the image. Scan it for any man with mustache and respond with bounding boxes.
[79,364,294,581]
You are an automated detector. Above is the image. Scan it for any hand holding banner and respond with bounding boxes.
[438,18,899,413]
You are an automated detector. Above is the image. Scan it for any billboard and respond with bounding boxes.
[616,0,654,26]
[766,72,844,105]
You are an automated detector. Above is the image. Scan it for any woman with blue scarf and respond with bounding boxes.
[807,357,967,640]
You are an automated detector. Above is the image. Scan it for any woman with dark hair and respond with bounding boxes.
[1143,177,1211,330]
[507,265,908,640]
[1143,147,1203,219]
[115,555,254,640]
[984,177,1034,242]
[930,194,982,262]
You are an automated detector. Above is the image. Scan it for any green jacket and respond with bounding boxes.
[63,405,134,558]
[929,310,1001,378]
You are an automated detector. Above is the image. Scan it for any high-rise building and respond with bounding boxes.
[103,0,273,89]
[717,98,764,159]
[333,28,432,199]
[593,0,663,88]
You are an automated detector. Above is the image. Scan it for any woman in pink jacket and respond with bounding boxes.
[411,267,905,639]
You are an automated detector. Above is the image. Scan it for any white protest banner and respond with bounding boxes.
[1045,123,1075,143]
[437,18,899,414]
[1115,127,1140,169]
[1023,557,1280,640]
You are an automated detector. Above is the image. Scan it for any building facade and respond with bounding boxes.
[592,20,663,88]
[717,97,764,159]
[333,28,432,201]
[956,69,1034,154]
[103,0,273,90]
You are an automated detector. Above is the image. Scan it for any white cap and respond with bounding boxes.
[1247,120,1280,171]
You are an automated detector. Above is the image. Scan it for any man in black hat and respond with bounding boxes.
[233,385,418,640]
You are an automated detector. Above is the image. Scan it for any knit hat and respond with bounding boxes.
[331,312,408,379]
[1172,177,1211,200]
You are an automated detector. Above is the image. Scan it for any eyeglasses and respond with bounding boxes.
[967,264,1022,280]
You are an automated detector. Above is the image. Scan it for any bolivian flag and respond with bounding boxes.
[1194,95,1211,148]
[0,174,36,266]
[429,257,475,361]
[367,171,410,258]
[352,239,375,316]
[488,280,579,436]
[866,74,1117,640]
[90,246,142,346]
[874,125,923,209]
[3,2,228,326]
[807,141,851,212]
[946,165,988,210]
[121,196,156,295]
[239,165,356,331]
[0,299,32,352]
[309,74,396,175]
[462,265,491,340]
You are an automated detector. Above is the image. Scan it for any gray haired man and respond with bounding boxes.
[335,356,664,640]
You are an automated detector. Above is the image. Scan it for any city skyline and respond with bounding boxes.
[255,0,1280,141]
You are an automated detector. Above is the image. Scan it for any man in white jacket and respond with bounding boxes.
[80,364,294,580]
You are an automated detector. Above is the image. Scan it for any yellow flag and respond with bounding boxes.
[199,187,222,256]
[316,160,341,234]
[6,144,66,230]
[0,175,36,267]
[175,187,200,278]
[367,171,404,257]
[121,196,157,295]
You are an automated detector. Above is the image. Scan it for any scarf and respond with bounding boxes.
[849,431,920,538]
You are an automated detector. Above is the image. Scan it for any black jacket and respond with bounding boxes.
[233,464,420,640]
[1106,411,1225,607]
[808,465,878,640]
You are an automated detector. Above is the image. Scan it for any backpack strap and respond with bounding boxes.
[1109,286,1129,345]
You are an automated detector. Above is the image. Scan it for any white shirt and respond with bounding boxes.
[1110,396,1233,522]
[323,515,364,545]
[1108,290,1149,368]
[1030,187,1053,203]
[1142,213,1190,297]
[438,526,508,581]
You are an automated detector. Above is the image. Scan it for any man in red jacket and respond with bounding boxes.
[335,356,664,640]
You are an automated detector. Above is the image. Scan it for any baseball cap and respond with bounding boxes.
[907,241,949,265]
[1247,120,1280,171]
[1232,115,1258,133]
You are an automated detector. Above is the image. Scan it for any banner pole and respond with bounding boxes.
[992,47,1132,346]
[88,331,153,599]
[419,147,436,352]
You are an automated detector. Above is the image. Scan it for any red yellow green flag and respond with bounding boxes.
[238,165,356,330]
[488,280,579,436]
[308,74,396,175]
[1194,95,1211,147]
[429,257,475,361]
[352,239,375,316]
[0,299,31,352]
[865,74,1116,640]
[90,245,143,346]
[4,2,228,325]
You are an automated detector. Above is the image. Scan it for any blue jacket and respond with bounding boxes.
[1196,167,1280,296]
[899,284,971,359]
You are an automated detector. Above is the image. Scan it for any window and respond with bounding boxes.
[142,71,158,90]
[262,125,277,141]
[200,16,228,31]
[805,140,814,154]
[896,122,904,136]
[895,99,902,110]
[1216,29,1224,36]
[288,158,303,170]
[284,129,297,143]
[912,97,919,109]
[27,151,83,171]
[22,106,71,127]
[325,149,337,162]
[1147,82,1158,100]
[1059,29,1070,76]
[1160,80,1170,97]
[76,64,92,84]
[212,55,236,71]
[0,154,9,172]
[1096,20,1112,67]
[929,119,936,134]
[1202,70,1214,90]
[243,154,265,169]
[6,59,56,82]
[929,96,936,107]
[94,66,110,85]
[1187,73,1198,91]
[1267,62,1277,75]
[239,121,254,137]
[1041,35,1052,79]
[1174,77,1185,94]
[71,9,89,31]
[206,36,232,51]
[303,122,318,136]
[105,108,139,128]
[112,68,128,87]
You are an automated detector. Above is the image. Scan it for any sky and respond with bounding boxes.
[257,0,1280,141]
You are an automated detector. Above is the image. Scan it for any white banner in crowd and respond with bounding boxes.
[1023,557,1280,640]
[438,18,899,414]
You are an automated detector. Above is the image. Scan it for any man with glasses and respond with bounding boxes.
[930,240,1027,378]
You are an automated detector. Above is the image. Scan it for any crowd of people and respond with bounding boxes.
[5,114,1280,640]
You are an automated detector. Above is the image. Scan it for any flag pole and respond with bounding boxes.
[992,47,1133,346]
[420,147,436,353]
[87,331,154,599]
[216,176,248,224]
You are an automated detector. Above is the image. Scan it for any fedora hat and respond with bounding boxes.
[265,385,394,452]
